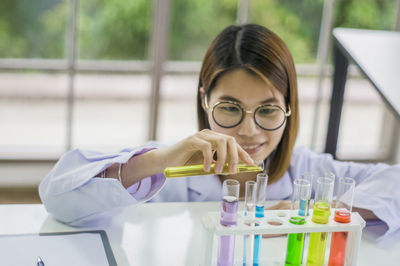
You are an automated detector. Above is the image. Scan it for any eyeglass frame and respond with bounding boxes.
[203,94,291,131]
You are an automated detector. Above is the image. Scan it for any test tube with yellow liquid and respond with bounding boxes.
[307,175,335,266]
[164,161,264,178]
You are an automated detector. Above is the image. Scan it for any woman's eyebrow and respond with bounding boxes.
[260,97,279,104]
[218,95,241,102]
[219,95,279,104]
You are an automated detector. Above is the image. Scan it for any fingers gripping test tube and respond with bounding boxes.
[328,177,355,266]
[307,174,335,266]
[285,178,311,266]
[253,173,268,266]
[243,181,257,265]
[218,179,240,266]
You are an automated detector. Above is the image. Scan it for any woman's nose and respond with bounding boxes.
[237,113,261,136]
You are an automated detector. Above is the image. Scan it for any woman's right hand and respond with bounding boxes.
[158,129,254,174]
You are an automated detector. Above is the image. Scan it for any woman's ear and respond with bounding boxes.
[199,87,207,111]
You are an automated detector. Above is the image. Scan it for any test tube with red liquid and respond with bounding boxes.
[328,177,355,266]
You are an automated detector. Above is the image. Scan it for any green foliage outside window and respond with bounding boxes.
[0,0,397,62]
[79,0,151,60]
[168,0,237,61]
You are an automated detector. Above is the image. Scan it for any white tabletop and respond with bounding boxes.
[0,202,399,266]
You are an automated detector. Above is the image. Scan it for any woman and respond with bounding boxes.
[39,24,399,240]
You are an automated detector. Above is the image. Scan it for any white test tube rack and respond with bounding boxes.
[201,209,365,266]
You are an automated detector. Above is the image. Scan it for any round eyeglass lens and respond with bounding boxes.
[255,105,286,130]
[212,102,243,128]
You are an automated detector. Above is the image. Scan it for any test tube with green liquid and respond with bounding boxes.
[307,175,334,266]
[163,162,264,178]
[285,178,311,266]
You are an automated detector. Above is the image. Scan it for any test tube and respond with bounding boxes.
[307,174,335,266]
[253,173,268,266]
[218,179,240,266]
[328,177,355,266]
[285,178,311,266]
[164,161,264,178]
[243,181,257,265]
[299,172,314,216]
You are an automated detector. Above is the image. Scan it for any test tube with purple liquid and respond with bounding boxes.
[217,179,240,266]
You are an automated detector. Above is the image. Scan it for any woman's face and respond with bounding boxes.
[204,68,287,162]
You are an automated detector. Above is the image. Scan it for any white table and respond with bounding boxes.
[325,28,400,157]
[0,202,399,265]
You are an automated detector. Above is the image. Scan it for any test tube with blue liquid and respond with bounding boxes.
[243,180,257,265]
[328,177,355,266]
[307,174,335,266]
[218,179,240,266]
[297,172,314,263]
[253,173,268,265]
[285,178,311,266]
[299,172,314,217]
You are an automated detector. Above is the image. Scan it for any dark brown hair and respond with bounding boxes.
[197,24,299,184]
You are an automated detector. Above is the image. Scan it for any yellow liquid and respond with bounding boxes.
[307,201,331,266]
[164,163,263,178]
[307,232,328,266]
[311,202,331,224]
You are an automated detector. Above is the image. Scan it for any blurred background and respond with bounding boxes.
[1,0,399,203]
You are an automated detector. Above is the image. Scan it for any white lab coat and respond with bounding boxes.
[39,142,400,240]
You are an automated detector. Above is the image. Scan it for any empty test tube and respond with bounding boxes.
[328,177,355,266]
[253,173,268,266]
[285,178,311,266]
[218,179,240,266]
[307,174,335,266]
[243,180,257,266]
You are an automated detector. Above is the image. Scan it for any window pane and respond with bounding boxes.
[296,76,331,150]
[169,0,237,61]
[72,74,151,151]
[334,0,397,30]
[337,77,387,158]
[0,72,67,156]
[0,0,67,58]
[249,0,324,64]
[158,74,198,143]
[78,0,152,60]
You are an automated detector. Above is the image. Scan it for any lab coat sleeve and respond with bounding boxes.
[291,146,400,240]
[39,142,166,226]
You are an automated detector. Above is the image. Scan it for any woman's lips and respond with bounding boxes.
[241,143,265,155]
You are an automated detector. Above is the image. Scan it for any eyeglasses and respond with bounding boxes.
[204,95,291,131]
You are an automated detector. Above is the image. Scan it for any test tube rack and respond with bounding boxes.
[201,209,365,266]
